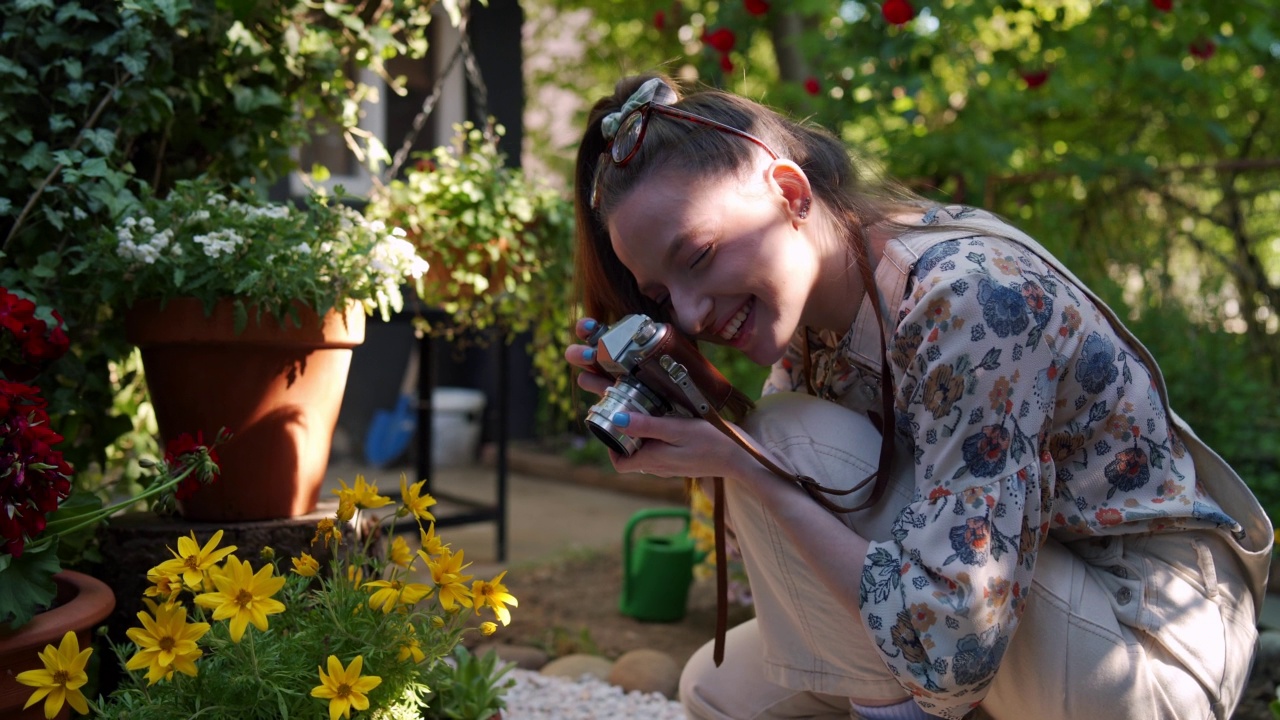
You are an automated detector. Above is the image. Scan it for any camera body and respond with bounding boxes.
[584,314,737,456]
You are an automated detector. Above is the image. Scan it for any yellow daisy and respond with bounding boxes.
[335,494,356,523]
[194,556,286,642]
[292,552,320,577]
[313,517,342,546]
[416,522,447,562]
[311,655,382,720]
[16,630,92,719]
[471,570,518,626]
[388,535,413,568]
[480,621,498,636]
[334,474,393,509]
[143,564,185,604]
[399,474,437,522]
[164,529,237,590]
[125,601,210,685]
[363,576,433,613]
[428,547,473,611]
[397,634,425,664]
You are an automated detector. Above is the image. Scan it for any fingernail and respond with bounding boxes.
[612,412,630,427]
[583,318,598,332]
[583,348,596,362]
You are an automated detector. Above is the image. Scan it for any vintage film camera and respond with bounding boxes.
[584,314,738,456]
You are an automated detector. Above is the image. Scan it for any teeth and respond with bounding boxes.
[718,299,752,341]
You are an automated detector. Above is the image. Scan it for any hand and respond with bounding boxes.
[564,317,612,396]
[606,410,759,481]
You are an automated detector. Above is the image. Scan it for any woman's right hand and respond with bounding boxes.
[564,317,612,396]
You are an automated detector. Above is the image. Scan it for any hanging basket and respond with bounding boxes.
[126,297,365,522]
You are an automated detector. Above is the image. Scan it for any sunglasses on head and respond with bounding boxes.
[591,102,780,209]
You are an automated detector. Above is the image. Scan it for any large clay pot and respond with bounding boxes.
[126,297,366,521]
[0,571,116,720]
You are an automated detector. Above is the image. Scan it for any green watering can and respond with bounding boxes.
[619,507,703,622]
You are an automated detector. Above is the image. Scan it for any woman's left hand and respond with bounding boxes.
[608,411,760,480]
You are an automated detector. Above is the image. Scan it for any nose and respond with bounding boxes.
[669,284,713,335]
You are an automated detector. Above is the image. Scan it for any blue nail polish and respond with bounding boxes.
[583,348,596,362]
[612,412,631,427]
[583,318,598,332]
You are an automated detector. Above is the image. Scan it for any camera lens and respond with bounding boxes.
[585,376,667,457]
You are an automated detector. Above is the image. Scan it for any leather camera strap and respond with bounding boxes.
[697,226,896,666]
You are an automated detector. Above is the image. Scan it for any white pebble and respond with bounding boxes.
[501,668,686,719]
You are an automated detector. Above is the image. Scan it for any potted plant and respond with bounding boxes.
[0,286,225,719]
[85,478,518,719]
[68,177,430,522]
[365,121,578,417]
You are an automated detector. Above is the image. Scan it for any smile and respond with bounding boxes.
[717,298,753,343]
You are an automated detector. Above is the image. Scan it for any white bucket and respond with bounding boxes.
[431,387,487,467]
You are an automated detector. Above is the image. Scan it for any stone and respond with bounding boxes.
[607,648,681,699]
[540,653,614,682]
[473,642,550,670]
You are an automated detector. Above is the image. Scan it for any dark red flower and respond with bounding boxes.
[1020,69,1050,89]
[719,53,734,73]
[0,376,73,558]
[653,9,666,31]
[1189,38,1216,59]
[1151,0,1172,11]
[882,0,915,26]
[702,27,736,53]
[804,76,821,95]
[744,0,769,16]
[165,430,221,501]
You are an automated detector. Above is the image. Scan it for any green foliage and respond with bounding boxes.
[529,0,1280,512]
[421,646,516,720]
[67,176,427,330]
[365,121,579,415]
[0,0,440,491]
[0,537,61,629]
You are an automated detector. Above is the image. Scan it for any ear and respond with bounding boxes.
[765,159,812,228]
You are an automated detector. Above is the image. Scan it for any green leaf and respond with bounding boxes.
[0,538,62,630]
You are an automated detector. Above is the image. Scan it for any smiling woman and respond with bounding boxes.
[563,73,1272,720]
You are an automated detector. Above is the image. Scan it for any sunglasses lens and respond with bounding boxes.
[611,110,645,165]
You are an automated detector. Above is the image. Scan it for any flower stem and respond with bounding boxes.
[44,459,200,537]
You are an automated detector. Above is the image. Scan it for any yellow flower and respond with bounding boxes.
[313,517,342,546]
[311,655,382,720]
[336,495,356,523]
[471,571,518,626]
[428,547,473,611]
[347,564,364,587]
[417,522,447,562]
[400,474,437,522]
[335,474,393,509]
[388,535,413,568]
[430,615,445,628]
[194,556,286,642]
[363,576,433,613]
[125,602,210,685]
[143,564,185,604]
[165,529,238,590]
[16,630,92,719]
[480,621,498,636]
[397,635,425,664]
[292,552,320,577]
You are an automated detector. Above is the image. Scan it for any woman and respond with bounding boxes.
[564,74,1271,720]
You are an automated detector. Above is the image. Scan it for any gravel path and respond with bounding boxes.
[502,669,687,719]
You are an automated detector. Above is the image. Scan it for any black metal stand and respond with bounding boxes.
[412,319,509,562]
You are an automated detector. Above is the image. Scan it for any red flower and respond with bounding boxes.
[882,0,915,26]
[719,53,734,73]
[1020,69,1050,89]
[1151,0,1172,11]
[0,378,74,557]
[1189,38,1216,59]
[702,27,736,53]
[804,76,821,95]
[744,0,769,16]
[165,431,222,501]
[654,9,666,31]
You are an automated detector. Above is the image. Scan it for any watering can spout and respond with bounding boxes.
[619,507,701,622]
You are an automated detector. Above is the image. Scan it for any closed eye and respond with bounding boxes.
[690,243,713,268]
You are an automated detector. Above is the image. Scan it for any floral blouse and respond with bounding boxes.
[762,210,1238,718]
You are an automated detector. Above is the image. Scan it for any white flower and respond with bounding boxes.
[189,209,210,222]
[293,242,311,255]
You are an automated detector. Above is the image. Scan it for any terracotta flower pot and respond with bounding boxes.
[126,297,366,521]
[0,571,116,720]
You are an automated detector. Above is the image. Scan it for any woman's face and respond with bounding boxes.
[606,162,834,366]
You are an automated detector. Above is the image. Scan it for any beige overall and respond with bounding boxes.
[679,214,1272,720]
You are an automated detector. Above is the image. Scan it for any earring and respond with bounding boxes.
[797,196,812,220]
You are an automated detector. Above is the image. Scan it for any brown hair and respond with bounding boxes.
[573,73,928,329]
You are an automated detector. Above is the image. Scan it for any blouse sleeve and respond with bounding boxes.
[857,238,1073,718]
